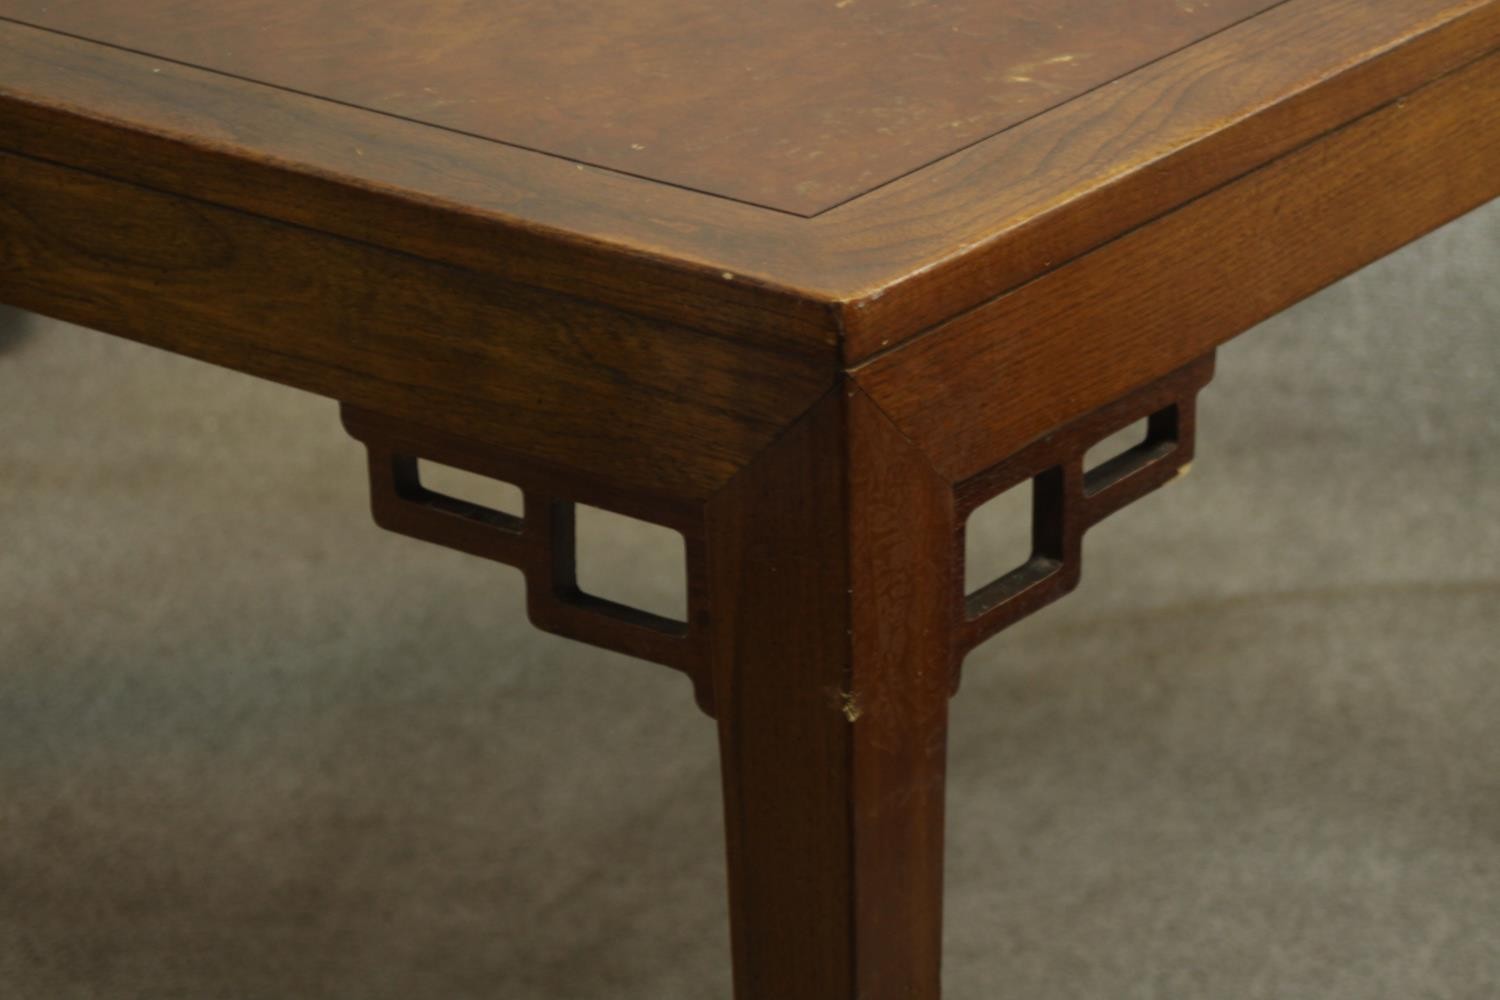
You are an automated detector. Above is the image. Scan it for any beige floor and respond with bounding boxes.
[1,199,1498,999]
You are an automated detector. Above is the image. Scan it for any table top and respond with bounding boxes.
[3,1,1498,360]
[0,0,1284,216]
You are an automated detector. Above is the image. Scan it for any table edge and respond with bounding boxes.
[2,1,1496,360]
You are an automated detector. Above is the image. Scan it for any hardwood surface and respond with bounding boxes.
[341,405,718,713]
[707,387,954,999]
[3,2,1496,357]
[951,356,1214,678]
[3,2,1500,997]
[827,0,1500,357]
[0,150,829,501]
[0,0,1281,215]
[857,47,1500,483]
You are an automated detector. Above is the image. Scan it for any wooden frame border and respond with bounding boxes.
[4,1,1497,358]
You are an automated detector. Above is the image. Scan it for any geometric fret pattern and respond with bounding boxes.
[341,406,715,714]
[952,353,1215,687]
[342,352,1215,714]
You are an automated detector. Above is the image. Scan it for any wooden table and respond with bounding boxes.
[2,2,1497,996]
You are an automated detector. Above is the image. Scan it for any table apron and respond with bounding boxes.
[0,148,832,503]
[855,47,1500,485]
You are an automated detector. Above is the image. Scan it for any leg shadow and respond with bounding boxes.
[0,305,36,353]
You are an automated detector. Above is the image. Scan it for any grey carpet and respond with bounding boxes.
[1,200,1497,999]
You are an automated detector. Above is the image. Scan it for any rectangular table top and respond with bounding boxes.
[2,1,1499,360]
[0,0,1283,216]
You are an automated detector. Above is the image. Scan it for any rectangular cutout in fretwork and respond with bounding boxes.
[964,469,1066,618]
[384,457,524,535]
[1083,407,1180,498]
[950,353,1213,665]
[340,403,713,711]
[573,504,689,625]
[415,459,524,519]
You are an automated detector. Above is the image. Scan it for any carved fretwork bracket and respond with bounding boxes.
[950,352,1216,685]
[341,352,1214,714]
[340,407,716,715]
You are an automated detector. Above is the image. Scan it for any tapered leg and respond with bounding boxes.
[341,357,1212,997]
[706,387,957,1000]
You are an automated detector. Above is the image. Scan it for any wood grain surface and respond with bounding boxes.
[4,4,1500,997]
[0,0,1280,214]
[707,386,954,999]
[854,46,1500,483]
[826,0,1500,358]
[3,2,1495,357]
[0,150,829,501]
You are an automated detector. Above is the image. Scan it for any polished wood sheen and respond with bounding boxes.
[4,1,1496,356]
[0,0,1282,214]
[0,150,828,499]
[856,49,1500,482]
[2,1,1498,996]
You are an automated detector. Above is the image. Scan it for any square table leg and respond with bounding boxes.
[706,387,954,999]
[342,359,1214,997]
